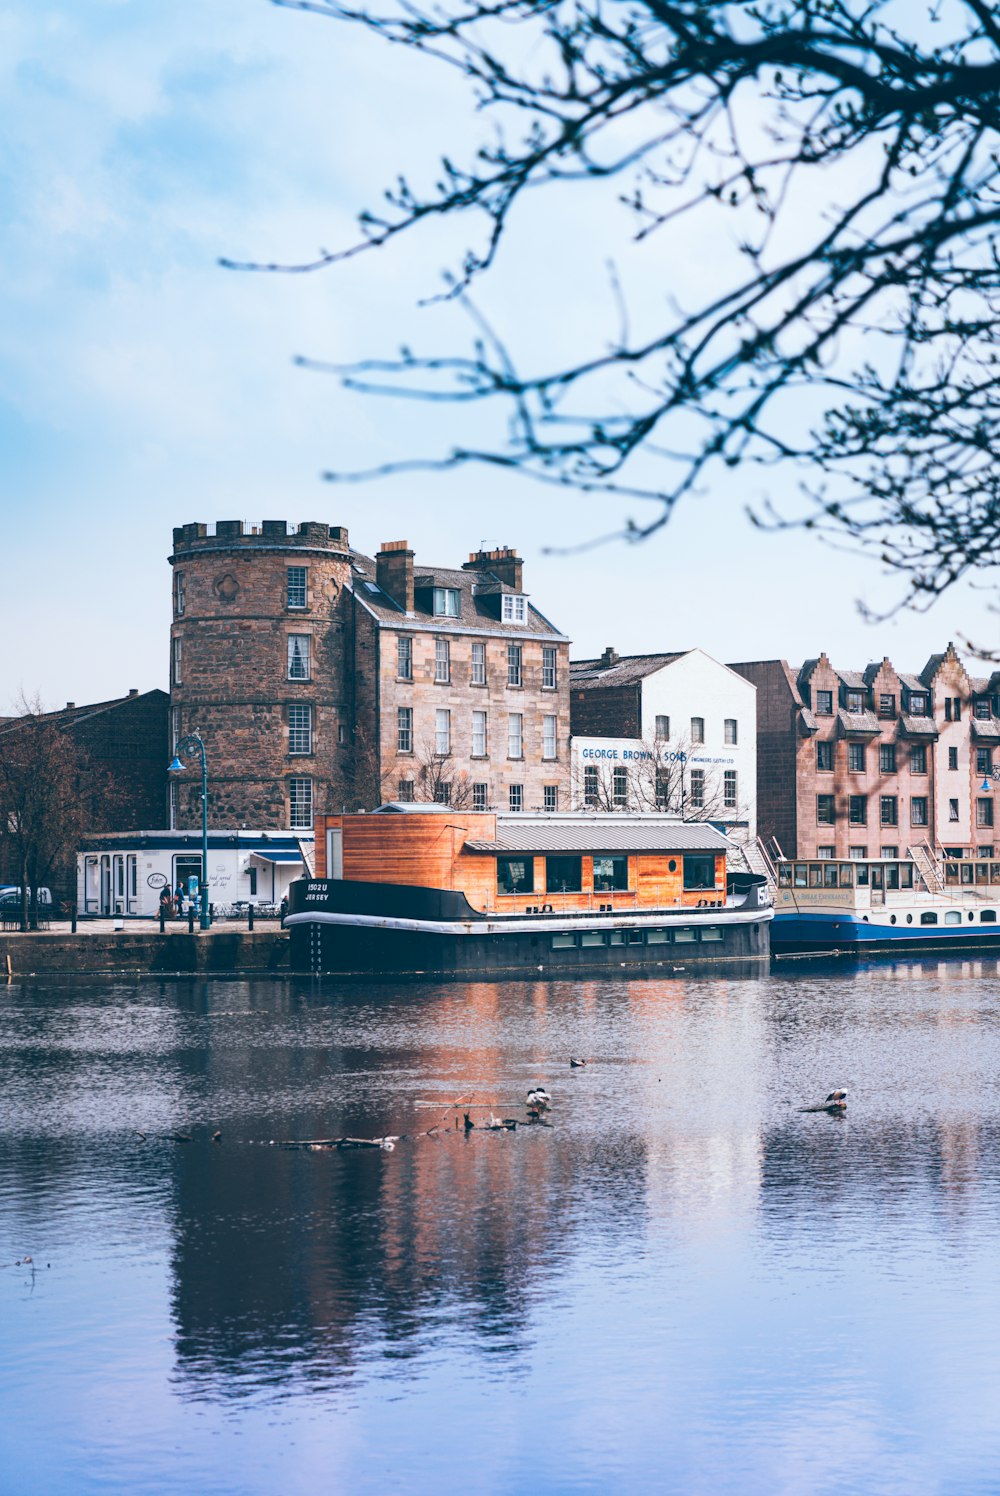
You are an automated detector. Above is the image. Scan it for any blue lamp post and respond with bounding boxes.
[168,732,210,930]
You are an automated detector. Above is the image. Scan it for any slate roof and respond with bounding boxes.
[837,708,881,735]
[349,552,566,639]
[900,714,939,737]
[0,690,167,738]
[464,816,729,855]
[569,652,687,688]
[973,720,1000,740]
[898,673,926,694]
[837,669,868,690]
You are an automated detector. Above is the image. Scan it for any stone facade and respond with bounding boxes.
[731,644,1000,858]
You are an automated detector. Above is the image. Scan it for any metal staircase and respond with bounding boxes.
[908,841,944,894]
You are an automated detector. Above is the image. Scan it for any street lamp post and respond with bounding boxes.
[168,732,210,931]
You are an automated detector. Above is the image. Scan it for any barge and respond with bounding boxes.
[287,806,772,978]
[772,851,1000,956]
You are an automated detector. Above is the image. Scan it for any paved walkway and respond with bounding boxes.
[2,917,284,937]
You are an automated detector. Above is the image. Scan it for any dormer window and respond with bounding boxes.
[501,594,527,624]
[433,587,460,617]
[845,690,866,714]
[909,692,929,716]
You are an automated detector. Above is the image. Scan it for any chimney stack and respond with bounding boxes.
[600,646,619,667]
[463,546,523,592]
[376,541,415,613]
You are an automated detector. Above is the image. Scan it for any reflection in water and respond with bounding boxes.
[4,965,1000,1491]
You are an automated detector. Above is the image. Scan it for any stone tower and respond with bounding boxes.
[168,520,354,830]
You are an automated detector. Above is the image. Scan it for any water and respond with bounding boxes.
[2,962,1000,1495]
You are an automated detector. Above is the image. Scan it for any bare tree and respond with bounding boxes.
[230,1,1000,614]
[573,734,749,826]
[411,735,475,808]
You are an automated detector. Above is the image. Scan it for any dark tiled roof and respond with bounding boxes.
[973,720,1000,740]
[798,708,819,734]
[837,708,881,735]
[0,690,167,737]
[569,652,688,688]
[898,673,925,694]
[900,714,939,737]
[349,554,566,638]
[465,816,729,854]
[837,669,868,690]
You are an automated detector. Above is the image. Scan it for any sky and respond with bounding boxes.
[2,0,997,711]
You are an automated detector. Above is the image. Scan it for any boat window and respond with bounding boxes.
[945,863,960,885]
[580,930,605,947]
[593,855,629,892]
[809,864,823,888]
[674,928,697,943]
[778,865,792,888]
[839,865,854,887]
[823,865,839,888]
[794,864,808,888]
[546,856,582,894]
[551,932,576,948]
[701,927,724,942]
[962,864,975,885]
[626,929,644,944]
[886,865,900,890]
[906,914,913,923]
[920,911,939,925]
[608,929,626,945]
[977,862,990,885]
[900,866,914,889]
[982,911,997,923]
[683,855,716,891]
[646,929,670,944]
[944,910,962,926]
[856,864,869,886]
[497,856,534,896]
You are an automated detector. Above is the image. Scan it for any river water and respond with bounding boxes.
[2,961,1000,1494]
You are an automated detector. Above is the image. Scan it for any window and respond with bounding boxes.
[546,855,582,893]
[507,645,523,687]
[849,795,867,825]
[288,703,312,755]
[432,587,460,617]
[920,911,939,925]
[724,718,738,746]
[878,693,896,719]
[817,794,835,825]
[816,690,834,716]
[435,637,450,683]
[287,635,310,680]
[248,867,257,896]
[880,796,898,826]
[172,636,183,685]
[509,783,523,812]
[289,777,313,829]
[584,766,599,806]
[975,697,992,721]
[612,766,628,807]
[397,636,412,680]
[171,705,181,748]
[435,709,451,756]
[543,715,557,760]
[909,692,929,716]
[593,855,628,891]
[174,571,185,616]
[848,743,865,774]
[949,747,959,770]
[472,782,488,811]
[818,848,835,863]
[508,713,523,758]
[655,770,671,810]
[543,785,558,812]
[949,798,960,821]
[690,717,705,744]
[655,715,670,740]
[397,778,415,802]
[287,566,307,609]
[978,748,993,777]
[911,797,929,827]
[542,646,557,690]
[849,846,868,859]
[501,594,527,624]
[978,798,995,828]
[397,707,413,754]
[434,782,451,805]
[472,642,487,686]
[724,770,738,809]
[910,745,927,774]
[945,697,962,721]
[816,741,834,772]
[683,854,716,891]
[881,846,898,860]
[689,769,705,808]
[472,710,488,757]
[498,856,533,894]
[880,743,896,774]
[846,690,866,713]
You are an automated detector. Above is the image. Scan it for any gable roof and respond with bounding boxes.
[569,652,688,689]
[349,552,566,638]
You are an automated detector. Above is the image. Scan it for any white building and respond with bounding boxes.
[569,648,757,844]
[77,830,313,917]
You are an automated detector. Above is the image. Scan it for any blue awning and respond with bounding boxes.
[249,851,303,864]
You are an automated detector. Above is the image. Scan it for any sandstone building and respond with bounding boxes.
[169,523,570,830]
[731,645,1000,859]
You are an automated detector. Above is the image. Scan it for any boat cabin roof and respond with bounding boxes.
[465,818,729,855]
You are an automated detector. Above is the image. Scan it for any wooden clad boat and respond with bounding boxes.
[286,806,772,977]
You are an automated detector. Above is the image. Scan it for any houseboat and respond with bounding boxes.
[286,806,772,977]
[772,851,1000,956]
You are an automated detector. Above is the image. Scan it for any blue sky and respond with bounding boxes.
[1,0,996,710]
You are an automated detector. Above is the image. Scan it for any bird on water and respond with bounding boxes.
[799,1090,848,1113]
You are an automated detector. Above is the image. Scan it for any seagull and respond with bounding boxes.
[800,1089,847,1113]
[569,1058,587,1068]
[526,1087,551,1110]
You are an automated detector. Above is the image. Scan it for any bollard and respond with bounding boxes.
[159,909,166,934]
[248,903,254,932]
[71,909,77,934]
[188,906,195,934]
[208,902,214,928]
